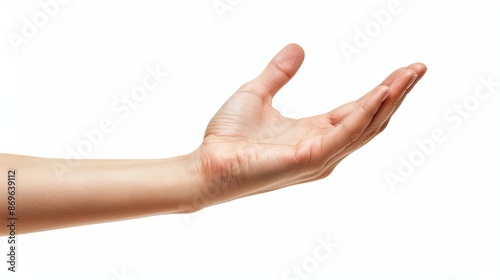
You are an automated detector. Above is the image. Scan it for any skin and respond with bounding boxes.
[0,44,427,235]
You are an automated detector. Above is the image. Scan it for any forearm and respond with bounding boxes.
[0,152,203,235]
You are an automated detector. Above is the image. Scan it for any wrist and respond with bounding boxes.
[180,146,234,212]
[158,149,208,214]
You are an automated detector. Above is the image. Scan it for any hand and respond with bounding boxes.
[194,43,427,209]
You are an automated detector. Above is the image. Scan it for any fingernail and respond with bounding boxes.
[382,87,391,102]
[406,74,418,89]
[365,86,389,108]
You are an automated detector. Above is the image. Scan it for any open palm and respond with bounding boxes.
[196,44,427,208]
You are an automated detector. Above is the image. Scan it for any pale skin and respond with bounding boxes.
[0,44,427,235]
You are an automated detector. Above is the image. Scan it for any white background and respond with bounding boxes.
[0,0,499,279]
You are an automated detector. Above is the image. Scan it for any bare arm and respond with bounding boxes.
[0,152,203,235]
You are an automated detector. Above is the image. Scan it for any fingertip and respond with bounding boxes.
[407,62,427,77]
[275,43,305,72]
[404,63,427,93]
[284,43,305,59]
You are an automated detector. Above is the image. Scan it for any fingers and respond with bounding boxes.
[324,63,427,129]
[321,85,390,156]
[355,66,407,105]
[320,66,405,125]
[360,63,427,141]
[237,43,305,104]
[356,68,418,139]
[331,65,426,162]
[392,62,427,110]
[403,63,427,92]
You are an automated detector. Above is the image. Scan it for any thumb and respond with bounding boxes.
[238,43,305,102]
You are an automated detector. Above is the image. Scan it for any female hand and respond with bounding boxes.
[194,43,427,208]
